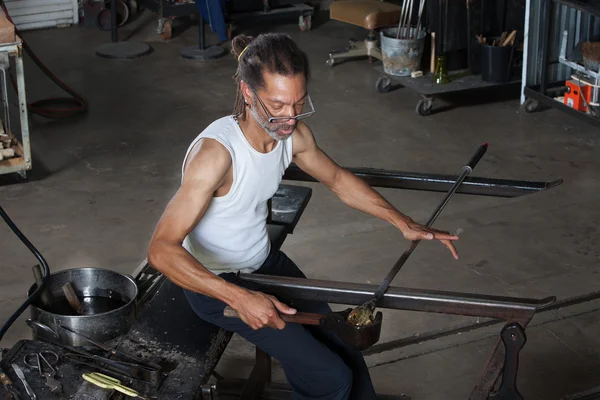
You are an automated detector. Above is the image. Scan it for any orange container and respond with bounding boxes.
[564,80,592,112]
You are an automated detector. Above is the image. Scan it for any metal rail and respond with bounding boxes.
[239,274,555,321]
[282,164,563,198]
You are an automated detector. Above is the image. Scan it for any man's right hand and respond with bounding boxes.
[232,290,297,330]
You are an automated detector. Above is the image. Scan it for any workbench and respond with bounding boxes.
[0,183,313,400]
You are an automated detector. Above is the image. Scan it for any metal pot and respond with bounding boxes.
[27,268,138,347]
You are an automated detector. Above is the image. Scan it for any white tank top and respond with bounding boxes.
[181,115,294,275]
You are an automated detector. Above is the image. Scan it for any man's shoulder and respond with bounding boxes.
[199,115,236,135]
[291,121,316,155]
[184,136,232,177]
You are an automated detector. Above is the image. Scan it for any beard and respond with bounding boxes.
[249,98,295,141]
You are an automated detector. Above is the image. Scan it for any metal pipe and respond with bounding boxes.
[238,274,555,321]
[282,164,563,198]
[371,143,488,305]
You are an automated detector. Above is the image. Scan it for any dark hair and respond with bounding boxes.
[231,33,311,117]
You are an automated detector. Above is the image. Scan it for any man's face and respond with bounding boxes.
[247,72,307,141]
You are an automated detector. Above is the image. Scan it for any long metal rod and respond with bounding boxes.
[282,165,563,198]
[371,143,487,304]
[238,274,556,321]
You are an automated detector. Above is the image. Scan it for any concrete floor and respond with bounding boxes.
[1,9,599,400]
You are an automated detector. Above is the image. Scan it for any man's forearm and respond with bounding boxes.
[331,169,412,231]
[148,240,248,308]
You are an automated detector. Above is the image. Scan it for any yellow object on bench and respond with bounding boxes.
[327,0,401,67]
[82,372,151,399]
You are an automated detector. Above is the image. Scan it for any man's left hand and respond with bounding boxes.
[401,219,460,260]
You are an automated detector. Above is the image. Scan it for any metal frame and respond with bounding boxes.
[0,38,31,179]
[233,274,553,400]
[283,164,562,198]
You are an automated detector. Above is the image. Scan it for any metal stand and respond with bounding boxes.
[95,0,152,59]
[180,15,225,60]
[0,39,31,180]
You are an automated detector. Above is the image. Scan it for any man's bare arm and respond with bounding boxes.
[147,138,246,304]
[291,123,459,258]
[148,139,295,329]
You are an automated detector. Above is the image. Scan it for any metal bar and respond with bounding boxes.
[239,274,555,320]
[239,347,271,399]
[282,164,562,198]
[14,44,31,174]
[364,289,600,356]
[539,0,550,95]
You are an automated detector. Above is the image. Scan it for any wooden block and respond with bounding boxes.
[0,15,15,44]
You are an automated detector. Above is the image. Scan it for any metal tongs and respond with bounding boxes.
[59,325,162,387]
[26,320,162,387]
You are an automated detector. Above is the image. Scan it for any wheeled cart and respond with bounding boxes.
[373,65,521,116]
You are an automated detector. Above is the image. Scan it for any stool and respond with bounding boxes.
[327,0,401,67]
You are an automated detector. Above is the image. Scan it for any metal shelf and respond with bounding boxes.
[0,37,31,180]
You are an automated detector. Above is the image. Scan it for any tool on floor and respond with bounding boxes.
[23,351,62,393]
[82,372,154,400]
[11,364,35,400]
[223,306,382,351]
[346,143,489,327]
[489,323,526,400]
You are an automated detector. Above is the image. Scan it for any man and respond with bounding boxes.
[148,33,459,399]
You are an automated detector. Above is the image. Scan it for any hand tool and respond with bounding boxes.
[61,282,84,314]
[82,372,154,399]
[59,325,161,371]
[25,321,162,386]
[346,143,489,327]
[11,364,36,400]
[489,323,526,400]
[223,306,382,351]
[23,351,62,393]
[1,366,22,400]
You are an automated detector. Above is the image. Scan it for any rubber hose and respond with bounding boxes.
[0,205,51,342]
[0,0,88,119]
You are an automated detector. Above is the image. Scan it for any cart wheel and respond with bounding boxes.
[376,76,392,93]
[416,99,433,116]
[160,19,172,41]
[299,15,312,31]
[326,58,335,68]
[523,98,540,113]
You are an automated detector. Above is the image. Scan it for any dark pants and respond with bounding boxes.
[184,248,377,400]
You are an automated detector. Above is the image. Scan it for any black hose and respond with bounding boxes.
[0,205,51,342]
[0,0,88,119]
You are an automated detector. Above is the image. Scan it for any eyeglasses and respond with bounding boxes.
[250,87,315,123]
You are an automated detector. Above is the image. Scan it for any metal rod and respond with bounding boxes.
[371,143,487,304]
[282,165,563,198]
[111,0,118,43]
[405,0,415,39]
[238,274,556,321]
